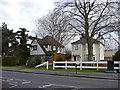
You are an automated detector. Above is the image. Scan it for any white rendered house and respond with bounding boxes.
[71,38,104,61]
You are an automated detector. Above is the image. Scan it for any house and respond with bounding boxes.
[30,35,66,63]
[104,49,118,60]
[71,38,104,61]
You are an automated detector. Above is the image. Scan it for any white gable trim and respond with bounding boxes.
[30,40,45,55]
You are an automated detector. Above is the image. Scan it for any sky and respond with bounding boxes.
[0,0,118,49]
[0,0,56,36]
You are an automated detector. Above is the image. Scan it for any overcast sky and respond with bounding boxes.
[0,0,57,36]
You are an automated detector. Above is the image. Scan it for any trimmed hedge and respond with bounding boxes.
[55,55,64,66]
[2,56,17,66]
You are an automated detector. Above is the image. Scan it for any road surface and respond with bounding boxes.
[1,71,119,89]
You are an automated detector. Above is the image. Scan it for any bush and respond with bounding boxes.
[2,56,17,66]
[112,50,120,61]
[34,56,42,66]
[19,58,26,65]
[26,58,35,68]
[112,50,120,73]
[55,55,64,61]
[55,55,64,66]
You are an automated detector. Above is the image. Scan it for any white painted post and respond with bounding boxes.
[53,61,55,70]
[65,61,67,70]
[97,61,98,71]
[80,61,82,70]
[119,61,120,72]
[46,61,48,70]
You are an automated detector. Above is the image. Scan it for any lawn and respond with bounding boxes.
[17,65,107,72]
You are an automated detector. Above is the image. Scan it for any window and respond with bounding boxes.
[33,45,37,50]
[92,55,95,60]
[75,44,78,50]
[45,45,48,48]
[84,55,95,61]
[85,55,88,61]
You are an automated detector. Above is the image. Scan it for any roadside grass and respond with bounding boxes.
[16,65,107,72]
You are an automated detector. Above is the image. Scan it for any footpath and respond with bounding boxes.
[2,67,120,80]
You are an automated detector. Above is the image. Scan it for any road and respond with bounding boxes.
[1,71,119,89]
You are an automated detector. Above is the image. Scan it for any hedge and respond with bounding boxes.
[2,56,17,66]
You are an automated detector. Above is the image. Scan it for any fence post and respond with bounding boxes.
[65,61,67,70]
[53,61,55,70]
[97,61,98,71]
[46,61,48,70]
[119,61,120,73]
[80,61,82,70]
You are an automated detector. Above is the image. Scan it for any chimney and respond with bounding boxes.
[36,35,38,38]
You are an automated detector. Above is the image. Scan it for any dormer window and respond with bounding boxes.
[33,45,37,50]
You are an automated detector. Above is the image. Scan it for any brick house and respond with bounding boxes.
[104,49,118,60]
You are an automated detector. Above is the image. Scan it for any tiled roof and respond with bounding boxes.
[36,36,64,47]
[71,38,104,45]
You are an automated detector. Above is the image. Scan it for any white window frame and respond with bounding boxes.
[33,45,37,51]
[75,44,78,50]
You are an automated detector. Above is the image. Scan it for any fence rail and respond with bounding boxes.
[53,61,120,71]
[35,61,48,69]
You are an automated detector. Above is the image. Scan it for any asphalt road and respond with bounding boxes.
[1,71,119,89]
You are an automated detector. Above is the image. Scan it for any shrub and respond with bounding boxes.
[55,55,64,66]
[19,58,26,65]
[55,55,64,61]
[2,56,17,66]
[112,50,120,73]
[34,56,42,66]
[112,50,120,61]
[26,58,35,68]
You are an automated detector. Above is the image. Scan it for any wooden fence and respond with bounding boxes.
[53,61,120,71]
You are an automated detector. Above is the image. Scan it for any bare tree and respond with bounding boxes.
[60,0,118,60]
[35,8,76,46]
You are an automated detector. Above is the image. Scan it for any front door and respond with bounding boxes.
[74,56,76,61]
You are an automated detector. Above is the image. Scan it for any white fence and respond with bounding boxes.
[35,61,48,69]
[53,61,120,71]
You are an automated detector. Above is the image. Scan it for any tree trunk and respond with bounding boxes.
[88,40,93,61]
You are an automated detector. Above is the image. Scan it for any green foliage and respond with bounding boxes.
[34,56,42,66]
[17,28,30,61]
[26,58,35,68]
[2,22,17,55]
[112,50,120,61]
[19,58,26,65]
[2,56,17,66]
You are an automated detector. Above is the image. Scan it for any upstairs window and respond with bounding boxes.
[33,45,37,50]
[45,45,48,48]
[75,44,78,50]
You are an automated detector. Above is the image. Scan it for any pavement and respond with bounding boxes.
[1,67,120,80]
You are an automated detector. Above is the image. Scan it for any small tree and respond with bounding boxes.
[112,50,120,61]
[17,28,30,64]
[112,50,120,73]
